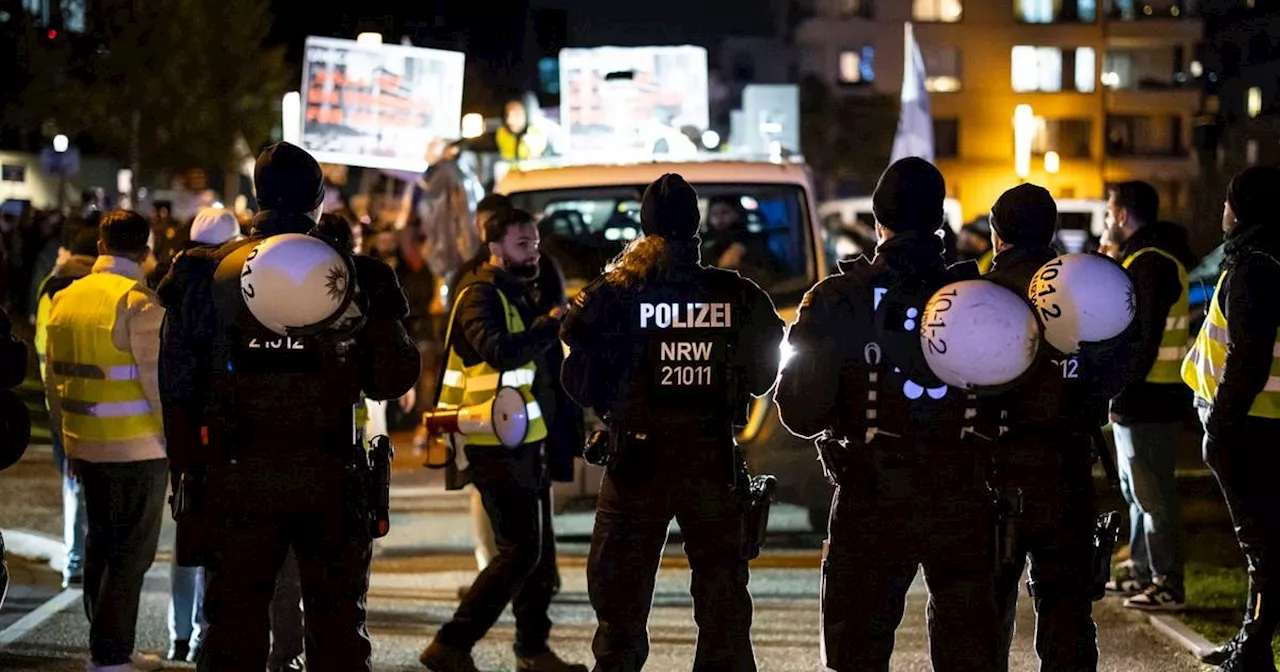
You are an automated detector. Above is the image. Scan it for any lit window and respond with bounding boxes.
[1017,0,1097,22]
[914,0,962,22]
[924,47,962,92]
[838,47,875,84]
[1075,48,1096,92]
[1012,46,1094,92]
[1249,87,1263,118]
[1247,139,1259,165]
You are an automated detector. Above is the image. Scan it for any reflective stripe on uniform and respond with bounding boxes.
[59,398,153,418]
[51,361,140,381]
[434,283,548,446]
[1124,248,1191,384]
[1181,271,1280,419]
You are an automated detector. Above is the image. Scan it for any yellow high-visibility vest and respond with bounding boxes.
[1181,271,1280,419]
[33,273,54,382]
[496,125,548,161]
[1123,247,1190,384]
[437,283,547,446]
[977,249,994,274]
[46,273,162,443]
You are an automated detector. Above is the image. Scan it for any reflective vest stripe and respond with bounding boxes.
[1124,247,1190,384]
[46,273,162,442]
[437,283,548,446]
[1181,271,1280,419]
[51,361,141,381]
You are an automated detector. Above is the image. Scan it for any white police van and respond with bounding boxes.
[497,157,833,528]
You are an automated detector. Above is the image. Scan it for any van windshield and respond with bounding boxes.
[508,183,814,302]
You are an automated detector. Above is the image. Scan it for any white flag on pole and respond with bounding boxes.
[889,23,934,164]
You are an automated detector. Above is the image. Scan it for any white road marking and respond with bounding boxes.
[0,588,82,648]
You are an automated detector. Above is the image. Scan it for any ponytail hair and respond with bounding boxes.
[604,235,700,289]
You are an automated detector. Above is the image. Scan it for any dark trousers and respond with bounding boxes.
[77,458,168,666]
[588,438,754,672]
[993,458,1098,672]
[196,457,373,672]
[269,547,305,668]
[821,449,999,672]
[436,480,558,657]
[1201,410,1280,635]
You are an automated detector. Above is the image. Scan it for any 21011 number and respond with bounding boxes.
[660,365,712,386]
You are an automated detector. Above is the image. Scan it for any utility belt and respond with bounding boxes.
[585,416,776,561]
[170,427,393,568]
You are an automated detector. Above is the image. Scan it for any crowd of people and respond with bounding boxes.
[5,139,1279,672]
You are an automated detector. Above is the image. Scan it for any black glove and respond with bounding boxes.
[353,256,410,322]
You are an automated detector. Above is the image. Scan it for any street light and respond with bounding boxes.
[701,130,720,150]
[357,32,383,46]
[282,91,301,144]
[1044,151,1060,175]
[460,113,485,140]
[1014,104,1035,180]
[53,134,68,153]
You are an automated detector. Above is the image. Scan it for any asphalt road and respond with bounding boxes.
[0,444,1205,671]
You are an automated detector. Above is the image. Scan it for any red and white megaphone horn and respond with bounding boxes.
[420,387,529,450]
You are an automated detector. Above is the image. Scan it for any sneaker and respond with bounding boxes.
[1124,584,1186,611]
[1105,577,1148,596]
[516,651,589,672]
[166,642,189,662]
[420,641,480,672]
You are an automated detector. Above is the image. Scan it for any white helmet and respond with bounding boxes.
[920,280,1040,390]
[1029,253,1135,354]
[240,233,356,336]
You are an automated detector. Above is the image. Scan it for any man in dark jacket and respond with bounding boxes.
[159,142,421,672]
[1184,166,1280,672]
[776,158,999,671]
[420,208,585,672]
[981,184,1132,671]
[1104,182,1194,610]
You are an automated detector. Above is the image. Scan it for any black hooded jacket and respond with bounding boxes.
[1204,222,1280,439]
[157,210,419,473]
[776,232,977,442]
[1112,221,1197,424]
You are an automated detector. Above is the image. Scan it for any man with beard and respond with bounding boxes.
[419,208,585,672]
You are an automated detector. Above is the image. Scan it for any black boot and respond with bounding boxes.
[1212,575,1279,672]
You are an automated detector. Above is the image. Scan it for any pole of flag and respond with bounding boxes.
[889,22,934,165]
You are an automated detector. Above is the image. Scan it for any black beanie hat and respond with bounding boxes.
[1227,166,1280,230]
[641,173,701,239]
[990,183,1058,248]
[253,142,325,214]
[872,157,946,234]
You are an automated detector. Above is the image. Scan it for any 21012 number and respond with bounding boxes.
[248,337,305,350]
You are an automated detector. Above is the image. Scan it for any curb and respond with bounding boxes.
[0,528,67,572]
[1148,613,1215,660]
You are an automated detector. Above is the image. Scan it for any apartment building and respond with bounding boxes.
[795,0,1204,221]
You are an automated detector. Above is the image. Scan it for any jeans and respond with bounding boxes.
[53,432,87,579]
[77,458,168,666]
[169,565,208,647]
[1113,421,1184,592]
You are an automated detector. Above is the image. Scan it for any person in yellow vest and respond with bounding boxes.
[496,99,549,162]
[44,210,168,672]
[1102,181,1196,611]
[1183,166,1280,671]
[957,218,995,273]
[419,208,586,672]
[33,224,99,590]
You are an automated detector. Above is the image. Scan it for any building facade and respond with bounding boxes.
[795,0,1204,221]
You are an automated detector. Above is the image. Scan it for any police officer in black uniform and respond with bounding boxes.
[561,174,784,672]
[158,142,420,672]
[980,184,1132,671]
[776,158,997,672]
